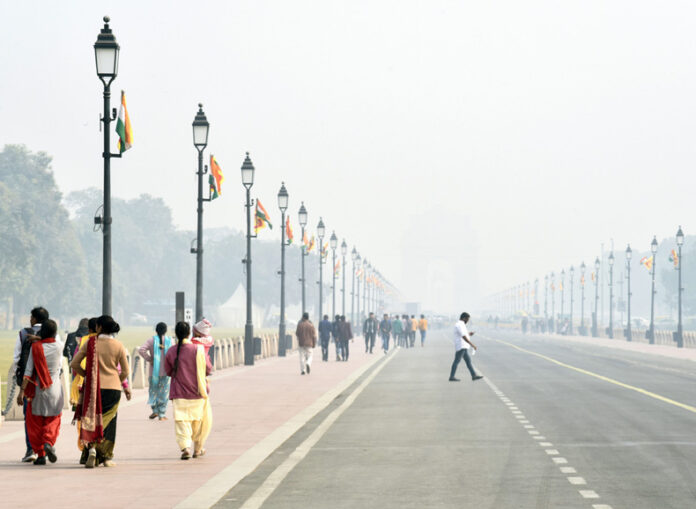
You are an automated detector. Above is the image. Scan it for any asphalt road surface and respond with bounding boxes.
[214,328,696,509]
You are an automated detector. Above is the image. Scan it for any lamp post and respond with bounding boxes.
[592,258,600,337]
[560,269,565,332]
[363,261,369,315]
[580,262,586,335]
[626,244,632,341]
[648,236,658,344]
[191,104,210,322]
[676,226,684,348]
[534,278,539,316]
[94,16,120,315]
[351,247,357,326]
[608,252,615,339]
[241,153,255,365]
[317,218,326,324]
[330,232,338,318]
[341,240,347,317]
[298,203,308,315]
[356,255,362,325]
[569,266,574,335]
[277,183,289,357]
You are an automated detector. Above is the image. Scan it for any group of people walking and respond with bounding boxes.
[12,306,214,466]
[377,314,428,353]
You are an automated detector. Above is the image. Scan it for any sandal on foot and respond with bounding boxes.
[181,448,191,460]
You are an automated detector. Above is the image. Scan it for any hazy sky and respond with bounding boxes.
[2,1,695,310]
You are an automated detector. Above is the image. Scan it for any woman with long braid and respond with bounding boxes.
[164,322,213,460]
[138,322,173,420]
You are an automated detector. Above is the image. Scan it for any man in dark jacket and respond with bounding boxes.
[379,314,392,354]
[318,315,332,362]
[338,315,353,361]
[363,312,378,354]
[296,313,317,375]
[63,318,89,363]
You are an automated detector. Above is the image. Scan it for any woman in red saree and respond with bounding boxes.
[71,315,131,468]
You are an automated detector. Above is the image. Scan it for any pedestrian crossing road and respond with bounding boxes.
[215,328,696,509]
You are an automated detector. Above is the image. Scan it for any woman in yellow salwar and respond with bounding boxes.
[164,321,213,460]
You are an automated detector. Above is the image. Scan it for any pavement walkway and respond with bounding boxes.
[0,337,382,508]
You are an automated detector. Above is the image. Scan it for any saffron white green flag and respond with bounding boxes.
[116,90,133,153]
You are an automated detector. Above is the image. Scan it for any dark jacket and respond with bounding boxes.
[363,317,378,335]
[63,326,88,362]
[318,319,332,341]
[332,320,341,340]
[379,319,392,335]
[339,321,353,342]
[296,319,317,348]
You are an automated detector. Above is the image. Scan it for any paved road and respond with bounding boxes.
[215,328,696,509]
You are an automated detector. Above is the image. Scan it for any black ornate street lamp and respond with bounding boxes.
[94,16,120,315]
[355,254,362,325]
[626,245,633,341]
[241,153,255,365]
[351,247,357,326]
[341,240,347,317]
[648,236,658,344]
[298,202,308,315]
[608,252,615,339]
[277,182,289,357]
[592,257,600,337]
[191,104,210,322]
[316,218,326,323]
[330,231,338,317]
[676,226,685,348]
[363,260,369,315]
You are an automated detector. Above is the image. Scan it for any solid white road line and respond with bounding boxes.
[175,349,394,509]
[237,349,398,509]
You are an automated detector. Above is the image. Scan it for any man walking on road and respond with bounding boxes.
[379,314,392,354]
[363,312,378,354]
[392,315,403,348]
[449,312,483,382]
[409,315,418,347]
[338,316,353,361]
[418,314,428,346]
[332,315,342,361]
[318,315,331,362]
[296,313,317,375]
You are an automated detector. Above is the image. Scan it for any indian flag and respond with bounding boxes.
[116,91,133,153]
[255,199,272,234]
[307,235,315,253]
[286,217,293,244]
[210,155,224,196]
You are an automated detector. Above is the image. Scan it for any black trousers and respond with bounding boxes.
[365,332,375,352]
[450,349,477,379]
[340,339,350,361]
[320,338,330,361]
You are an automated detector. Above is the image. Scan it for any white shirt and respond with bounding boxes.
[453,320,470,351]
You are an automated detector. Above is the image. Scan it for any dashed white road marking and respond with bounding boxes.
[482,375,609,508]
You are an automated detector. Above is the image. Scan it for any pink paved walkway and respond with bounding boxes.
[0,340,379,508]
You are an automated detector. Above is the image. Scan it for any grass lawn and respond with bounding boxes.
[1,326,275,408]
